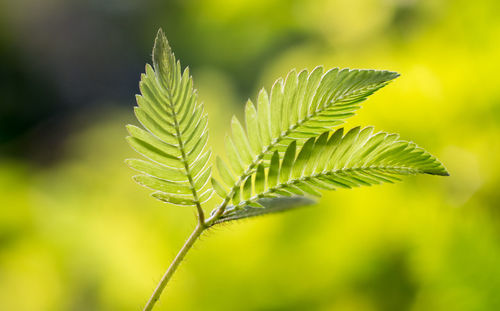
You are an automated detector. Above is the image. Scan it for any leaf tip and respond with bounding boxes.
[125,124,136,134]
[435,167,450,176]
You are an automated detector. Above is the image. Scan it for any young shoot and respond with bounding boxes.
[125,29,448,311]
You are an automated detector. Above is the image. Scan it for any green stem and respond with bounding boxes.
[143,224,205,311]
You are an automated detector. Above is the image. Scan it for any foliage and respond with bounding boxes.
[125,29,448,310]
[126,32,212,209]
[127,29,447,225]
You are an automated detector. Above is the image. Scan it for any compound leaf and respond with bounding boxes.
[214,196,316,225]
[214,66,399,207]
[212,127,448,217]
[126,29,212,207]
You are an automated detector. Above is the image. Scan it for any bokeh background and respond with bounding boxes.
[1,0,499,310]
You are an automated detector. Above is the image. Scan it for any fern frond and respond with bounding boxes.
[215,127,448,218]
[126,29,212,207]
[213,68,399,206]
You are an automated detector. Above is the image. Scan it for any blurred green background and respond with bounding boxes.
[1,0,499,310]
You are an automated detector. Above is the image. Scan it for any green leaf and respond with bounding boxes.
[231,116,254,164]
[257,89,271,150]
[245,100,262,154]
[254,164,266,195]
[216,156,235,188]
[291,137,315,179]
[133,175,191,195]
[280,141,296,183]
[194,168,212,190]
[215,127,448,213]
[126,29,212,207]
[125,158,185,182]
[232,187,241,205]
[242,176,253,201]
[281,70,298,132]
[214,196,316,225]
[267,151,280,188]
[216,66,399,206]
[304,131,329,176]
[270,78,284,138]
[151,192,196,206]
[128,29,449,229]
[225,135,244,176]
[211,178,227,198]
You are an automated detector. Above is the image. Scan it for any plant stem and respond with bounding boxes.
[143,224,205,311]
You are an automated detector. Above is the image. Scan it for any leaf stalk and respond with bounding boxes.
[142,223,206,311]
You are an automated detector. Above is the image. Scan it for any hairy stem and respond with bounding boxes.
[143,224,205,311]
